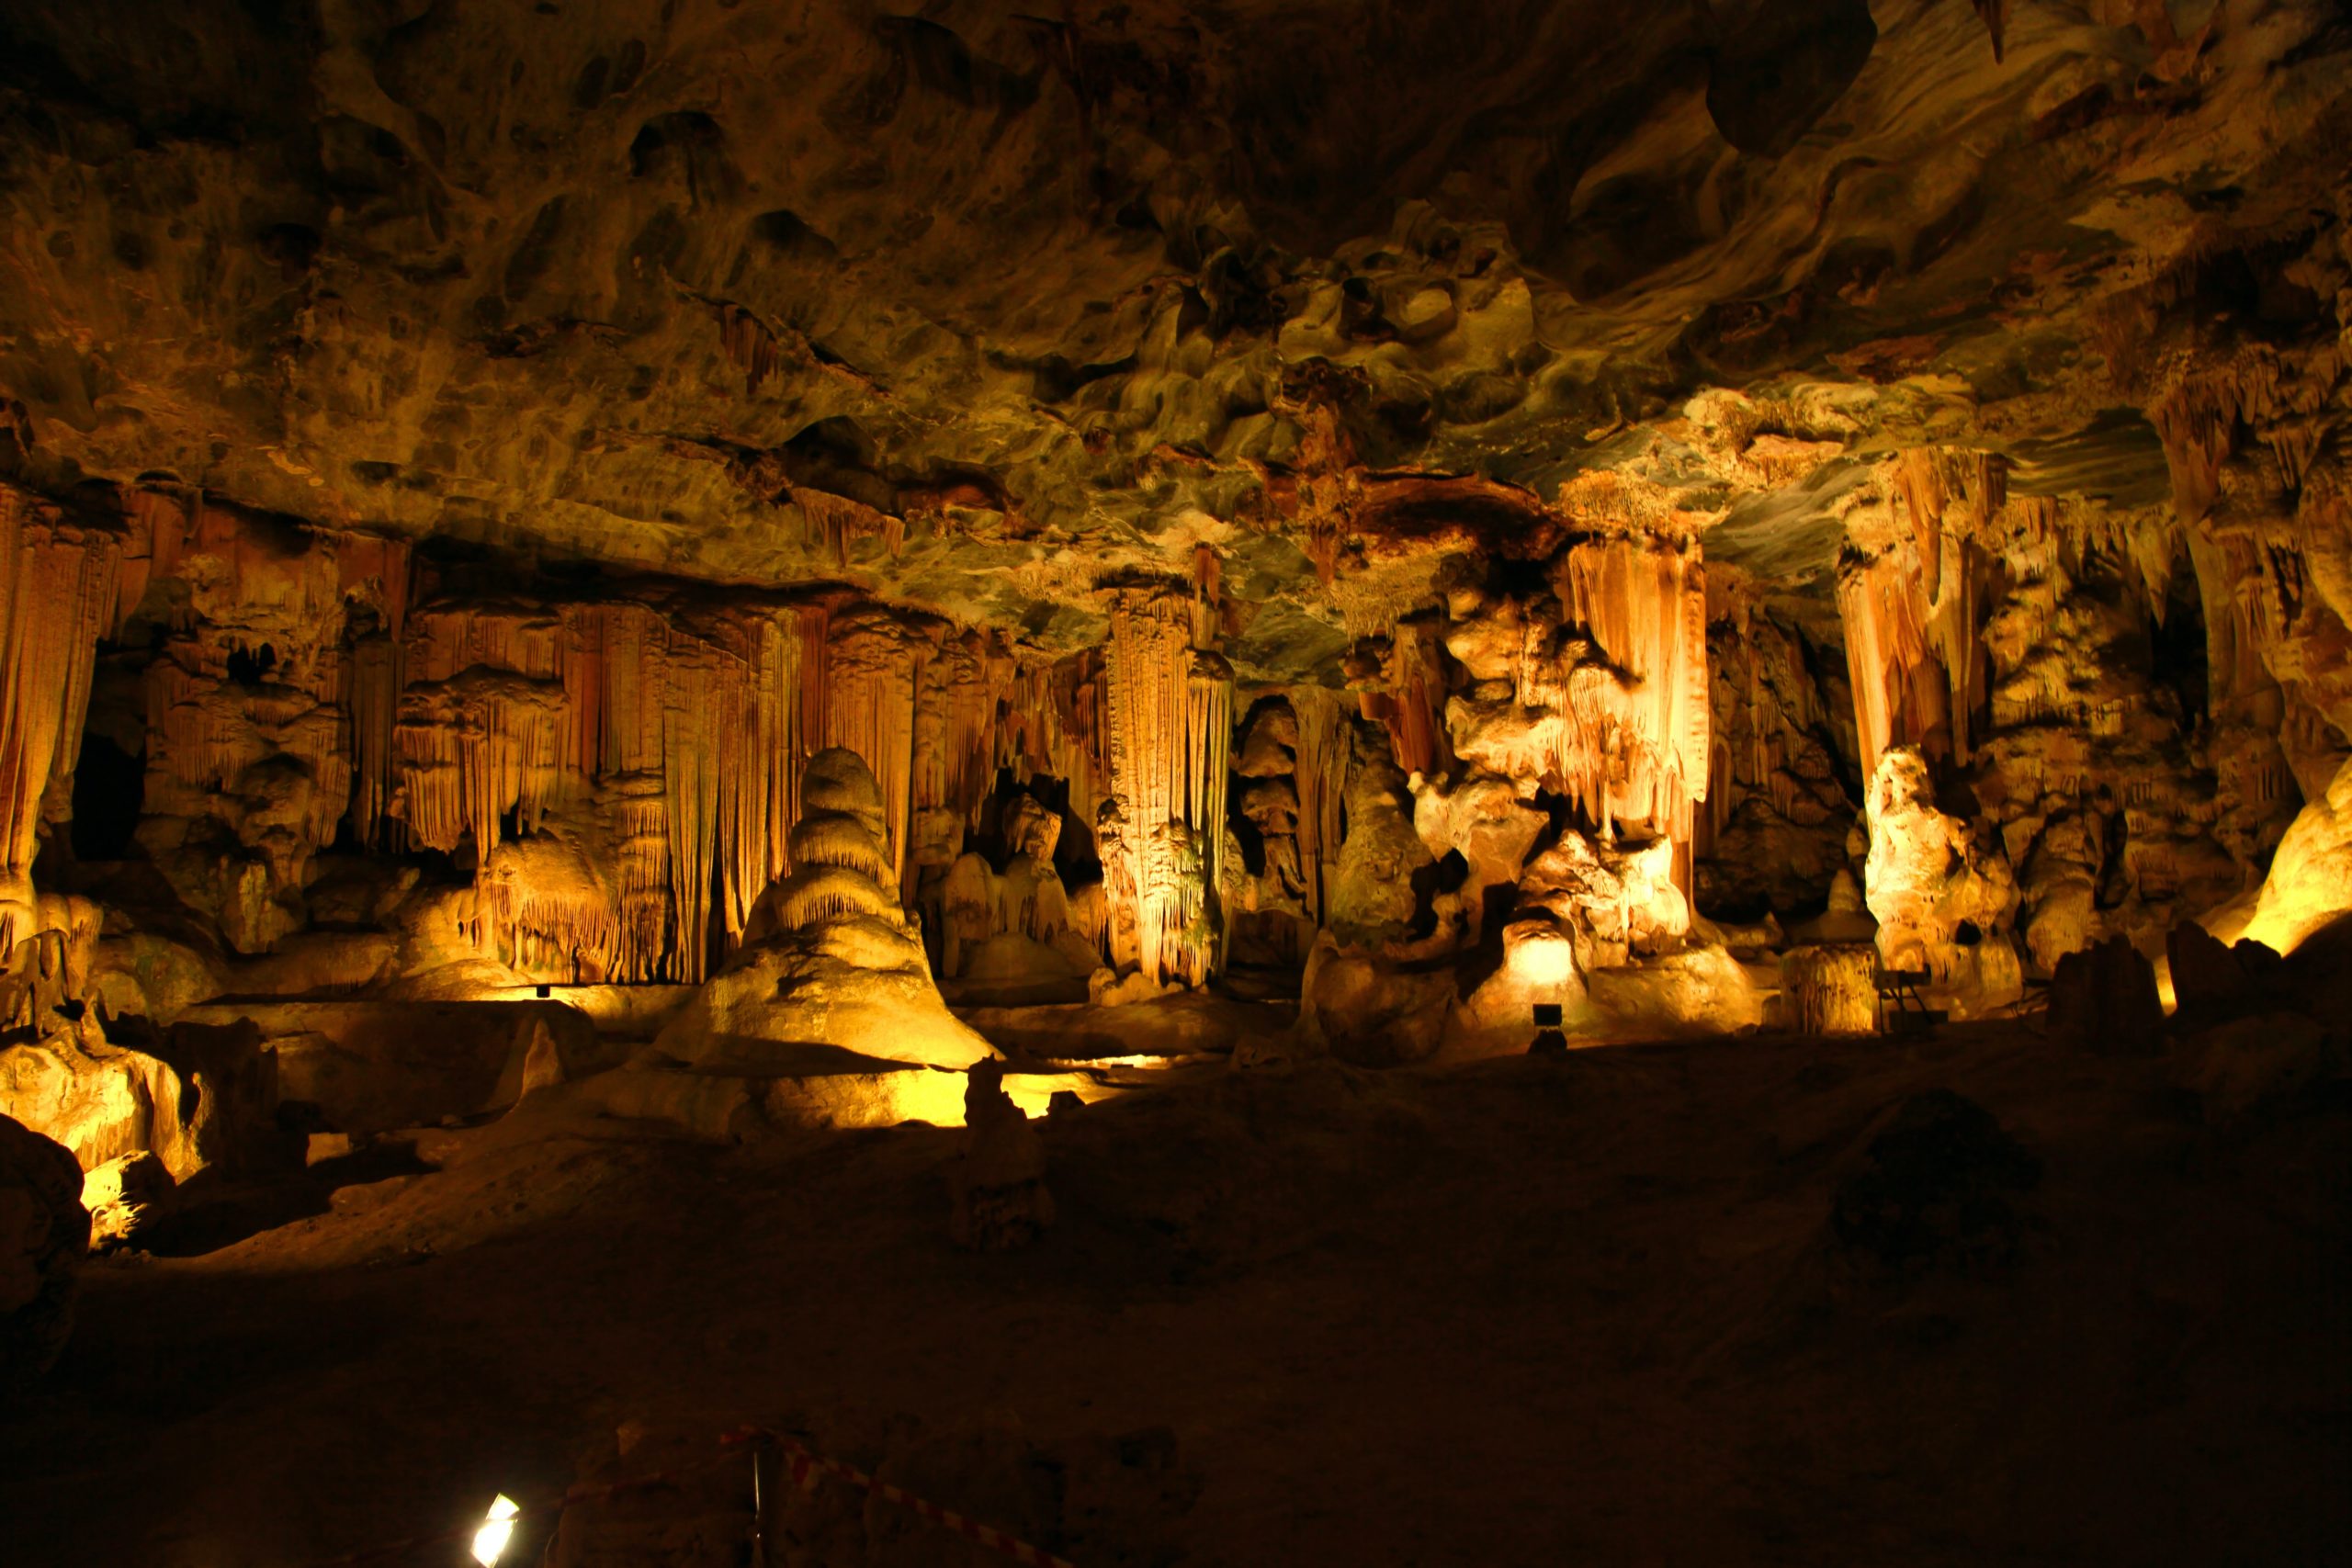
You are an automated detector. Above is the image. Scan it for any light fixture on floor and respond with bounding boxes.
[470,1494,520,1565]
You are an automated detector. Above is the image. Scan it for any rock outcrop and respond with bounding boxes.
[0,1111,87,1392]
[655,749,996,1071]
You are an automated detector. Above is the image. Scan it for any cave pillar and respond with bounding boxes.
[0,487,122,946]
[1103,590,1230,987]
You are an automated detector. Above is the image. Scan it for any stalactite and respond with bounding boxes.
[2149,352,2290,525]
[1376,618,1450,779]
[345,637,401,848]
[0,488,123,938]
[1838,550,1951,784]
[796,487,900,563]
[1102,590,1230,986]
[712,611,803,942]
[1971,0,2009,61]
[1701,583,1830,846]
[998,651,1108,831]
[718,303,783,392]
[1290,686,1351,927]
[392,666,568,856]
[659,635,725,978]
[820,605,923,890]
[1550,536,1713,841]
[1190,544,1224,649]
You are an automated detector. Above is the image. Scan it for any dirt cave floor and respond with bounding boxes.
[4,1021,2349,1567]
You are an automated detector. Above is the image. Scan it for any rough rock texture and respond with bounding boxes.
[1864,747,2022,1013]
[655,748,996,1070]
[0,0,2343,1093]
[947,1058,1054,1251]
[1781,943,1879,1035]
[2047,934,2165,1055]
[0,1111,86,1391]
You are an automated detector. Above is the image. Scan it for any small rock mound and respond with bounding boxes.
[1831,1089,2041,1276]
[949,1060,1055,1252]
[1,1111,89,1393]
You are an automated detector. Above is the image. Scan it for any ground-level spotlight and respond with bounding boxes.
[470,1494,521,1565]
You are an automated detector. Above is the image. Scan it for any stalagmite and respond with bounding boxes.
[1780,946,1879,1035]
[658,747,995,1069]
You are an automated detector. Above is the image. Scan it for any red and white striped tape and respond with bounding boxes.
[757,1430,1079,1568]
[294,1422,1079,1567]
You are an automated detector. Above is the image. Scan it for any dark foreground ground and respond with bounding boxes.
[3,1020,2347,1566]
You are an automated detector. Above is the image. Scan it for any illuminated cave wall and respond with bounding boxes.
[6,332,2351,1022]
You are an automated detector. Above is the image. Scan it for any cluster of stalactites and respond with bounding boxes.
[389,599,831,983]
[390,593,1032,986]
[996,652,1108,831]
[1550,536,1713,843]
[922,632,1016,832]
[1701,580,1826,843]
[1102,590,1232,987]
[0,489,123,941]
[1838,450,2014,781]
[1290,686,1351,927]
[5,483,419,954]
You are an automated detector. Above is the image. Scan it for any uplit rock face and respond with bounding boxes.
[655,748,996,1070]
[1864,747,2022,1014]
[0,0,2343,1098]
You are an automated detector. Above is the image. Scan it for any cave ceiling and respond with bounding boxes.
[1,0,2346,681]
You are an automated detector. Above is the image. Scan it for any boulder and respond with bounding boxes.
[2165,921,2278,1020]
[2047,936,2164,1055]
[0,1016,279,1181]
[2166,1012,2340,1130]
[1831,1090,2041,1277]
[80,1150,173,1249]
[1295,931,1454,1067]
[0,1111,88,1391]
[948,1060,1055,1251]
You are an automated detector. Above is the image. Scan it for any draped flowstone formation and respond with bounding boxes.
[0,0,2345,1144]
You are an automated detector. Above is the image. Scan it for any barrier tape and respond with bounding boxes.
[741,1427,1079,1568]
[293,1424,1078,1568]
[300,1445,739,1565]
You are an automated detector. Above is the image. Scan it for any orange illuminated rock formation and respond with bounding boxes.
[654,748,995,1071]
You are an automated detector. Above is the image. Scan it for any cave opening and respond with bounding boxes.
[223,642,277,684]
[2152,559,2211,727]
[68,730,143,862]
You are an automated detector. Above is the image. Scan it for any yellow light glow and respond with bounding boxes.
[470,1494,520,1566]
[1506,930,1577,989]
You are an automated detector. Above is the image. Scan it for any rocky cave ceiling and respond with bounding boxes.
[0,0,2346,681]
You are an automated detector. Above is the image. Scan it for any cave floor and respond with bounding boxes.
[3,1022,2347,1567]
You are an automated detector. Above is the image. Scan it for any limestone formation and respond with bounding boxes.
[1863,748,2022,1015]
[1781,946,1879,1036]
[654,749,995,1071]
[0,1111,86,1391]
[0,0,2339,1146]
[947,1059,1055,1252]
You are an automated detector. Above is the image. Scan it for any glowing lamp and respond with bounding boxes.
[470,1494,521,1566]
